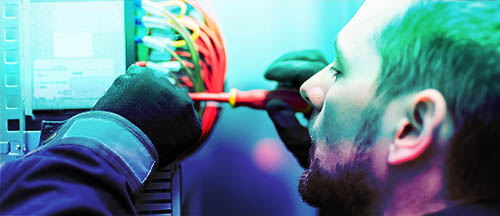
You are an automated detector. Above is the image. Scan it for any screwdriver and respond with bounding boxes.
[188,88,311,113]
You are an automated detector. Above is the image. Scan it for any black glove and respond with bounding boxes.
[265,50,327,168]
[93,65,202,167]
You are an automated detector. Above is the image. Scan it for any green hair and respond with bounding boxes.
[376,1,500,199]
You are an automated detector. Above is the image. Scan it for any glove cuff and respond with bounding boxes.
[32,111,159,197]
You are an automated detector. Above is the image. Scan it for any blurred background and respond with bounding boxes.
[0,0,364,215]
[181,0,363,215]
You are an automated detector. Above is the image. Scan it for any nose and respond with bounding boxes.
[300,68,334,111]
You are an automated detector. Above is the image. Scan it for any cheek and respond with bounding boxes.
[327,77,375,108]
[311,76,377,171]
[322,78,376,134]
[321,89,362,139]
[314,138,358,172]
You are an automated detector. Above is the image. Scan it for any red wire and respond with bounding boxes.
[182,0,227,140]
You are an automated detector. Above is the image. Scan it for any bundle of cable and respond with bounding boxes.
[134,0,227,141]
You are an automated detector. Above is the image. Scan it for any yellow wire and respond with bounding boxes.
[162,0,187,18]
[158,0,200,47]
[145,0,203,92]
[160,7,203,92]
[170,18,200,47]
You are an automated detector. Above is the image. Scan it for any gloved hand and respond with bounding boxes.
[265,50,328,168]
[93,65,202,168]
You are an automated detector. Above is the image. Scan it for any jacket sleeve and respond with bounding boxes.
[0,111,159,215]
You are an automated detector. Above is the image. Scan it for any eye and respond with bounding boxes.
[328,65,342,78]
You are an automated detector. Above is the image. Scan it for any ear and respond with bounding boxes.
[388,89,447,165]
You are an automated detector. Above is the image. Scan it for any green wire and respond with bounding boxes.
[161,10,204,93]
[164,45,194,79]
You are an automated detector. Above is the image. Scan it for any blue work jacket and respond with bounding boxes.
[0,111,158,215]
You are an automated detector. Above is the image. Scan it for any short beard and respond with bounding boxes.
[299,101,385,215]
[298,155,378,215]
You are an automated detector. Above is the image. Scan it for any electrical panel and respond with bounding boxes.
[0,0,135,166]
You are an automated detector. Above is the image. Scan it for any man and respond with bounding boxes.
[1,0,499,215]
[266,0,500,215]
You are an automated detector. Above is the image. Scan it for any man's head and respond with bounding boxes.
[299,0,500,214]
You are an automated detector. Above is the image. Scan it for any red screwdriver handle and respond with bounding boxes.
[189,89,310,113]
[230,89,310,113]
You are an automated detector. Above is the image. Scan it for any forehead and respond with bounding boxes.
[336,0,416,64]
